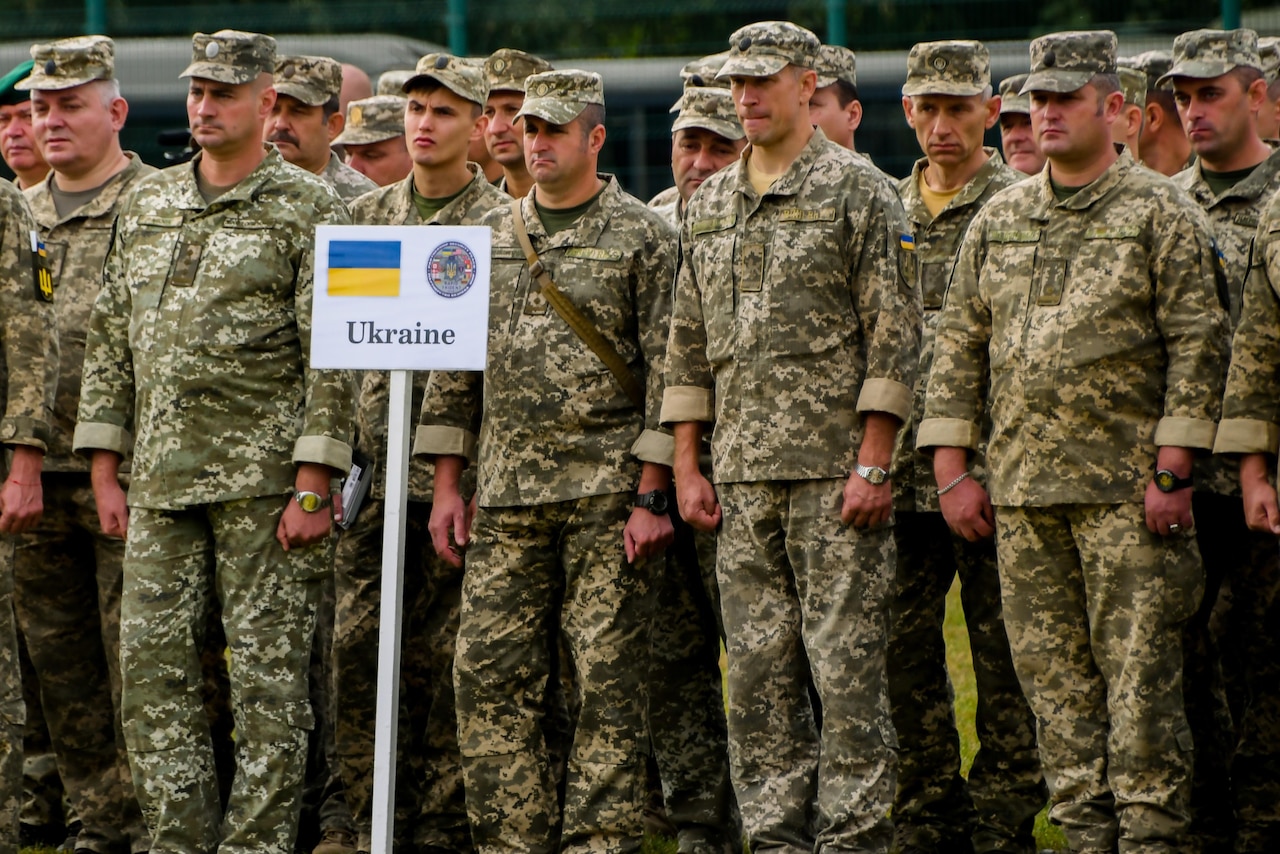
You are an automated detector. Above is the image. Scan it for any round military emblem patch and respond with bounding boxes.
[933,56,947,71]
[427,241,477,298]
[206,41,220,59]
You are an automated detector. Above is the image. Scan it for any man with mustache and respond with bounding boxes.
[996,74,1044,175]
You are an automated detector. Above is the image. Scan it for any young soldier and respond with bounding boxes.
[1130,50,1195,176]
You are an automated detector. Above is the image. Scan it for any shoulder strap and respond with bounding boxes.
[508,197,645,409]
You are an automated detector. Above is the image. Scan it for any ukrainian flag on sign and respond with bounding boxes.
[328,240,401,296]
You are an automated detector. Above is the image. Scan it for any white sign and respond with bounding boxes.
[311,224,491,370]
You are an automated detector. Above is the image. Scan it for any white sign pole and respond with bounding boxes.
[370,369,413,854]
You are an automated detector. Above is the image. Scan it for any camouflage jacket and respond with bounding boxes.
[661,128,921,484]
[1174,146,1280,496]
[0,182,58,451]
[891,149,1022,512]
[25,153,156,473]
[414,175,677,507]
[323,151,377,202]
[647,185,680,229]
[73,147,355,510]
[919,151,1228,506]
[349,166,506,502]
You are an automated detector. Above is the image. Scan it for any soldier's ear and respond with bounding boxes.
[901,96,915,128]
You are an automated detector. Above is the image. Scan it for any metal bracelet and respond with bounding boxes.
[936,471,971,496]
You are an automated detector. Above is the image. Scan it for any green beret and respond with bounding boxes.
[0,61,34,106]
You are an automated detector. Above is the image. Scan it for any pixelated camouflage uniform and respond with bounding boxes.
[416,173,676,854]
[321,154,377,203]
[1211,182,1280,853]
[662,116,922,851]
[73,141,354,854]
[0,178,60,854]
[889,148,1045,854]
[333,166,504,853]
[918,149,1229,854]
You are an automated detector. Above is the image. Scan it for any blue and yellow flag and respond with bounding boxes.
[328,240,401,297]
[899,233,915,251]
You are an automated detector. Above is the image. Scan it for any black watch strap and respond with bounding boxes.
[635,490,669,515]
[1154,469,1193,493]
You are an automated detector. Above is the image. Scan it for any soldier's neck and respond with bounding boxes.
[14,165,50,191]
[198,142,268,190]
[1198,133,1271,174]
[1046,142,1117,189]
[53,143,128,193]
[750,122,813,177]
[503,164,534,199]
[413,160,472,199]
[923,148,988,193]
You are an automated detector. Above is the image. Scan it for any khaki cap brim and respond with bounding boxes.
[999,97,1031,115]
[1155,60,1237,88]
[15,71,102,91]
[273,81,328,106]
[901,79,986,97]
[1021,69,1095,95]
[672,114,744,140]
[402,72,482,105]
[515,97,587,125]
[180,61,259,85]
[715,54,790,80]
[332,125,403,146]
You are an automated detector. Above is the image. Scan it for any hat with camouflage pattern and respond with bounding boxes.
[716,21,819,79]
[516,69,604,125]
[404,53,488,106]
[0,60,34,105]
[181,30,276,85]
[1117,65,1146,107]
[485,48,554,94]
[681,53,730,89]
[1158,28,1261,87]
[273,54,342,106]
[998,73,1031,114]
[816,44,857,89]
[1021,30,1117,94]
[332,94,406,145]
[672,86,744,140]
[17,35,114,91]
[1129,50,1173,89]
[1259,37,1280,86]
[377,69,414,96]
[903,40,989,97]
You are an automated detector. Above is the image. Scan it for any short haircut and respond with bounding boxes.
[96,77,121,108]
[1232,65,1264,91]
[1090,73,1120,97]
[322,95,340,120]
[830,79,859,108]
[1147,87,1177,116]
[578,102,606,133]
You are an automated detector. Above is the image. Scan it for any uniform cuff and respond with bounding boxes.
[293,435,353,474]
[856,378,913,423]
[631,429,674,467]
[916,417,981,452]
[413,425,477,462]
[0,417,50,453]
[72,421,127,457]
[1153,416,1216,451]
[660,385,714,426]
[1213,418,1279,456]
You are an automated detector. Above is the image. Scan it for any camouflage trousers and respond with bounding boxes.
[332,497,469,853]
[993,503,1199,854]
[648,510,740,854]
[0,541,25,854]
[120,497,326,854]
[455,493,653,854]
[887,510,1044,854]
[12,473,147,854]
[19,626,65,833]
[715,479,896,854]
[1186,492,1280,853]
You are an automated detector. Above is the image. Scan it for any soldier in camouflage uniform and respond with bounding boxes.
[1255,37,1280,140]
[996,74,1044,176]
[662,21,920,854]
[807,45,859,151]
[10,36,153,854]
[888,40,1044,854]
[332,95,411,188]
[648,81,743,227]
[72,30,354,854]
[483,49,552,199]
[1161,28,1280,853]
[417,68,676,854]
[332,53,504,854]
[1127,51,1194,177]
[1111,64,1145,157]
[647,55,728,216]
[0,171,60,854]
[918,30,1229,854]
[267,54,376,202]
[0,61,49,191]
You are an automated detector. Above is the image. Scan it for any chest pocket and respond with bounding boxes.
[982,233,1038,372]
[691,215,738,363]
[187,221,295,350]
[920,259,953,311]
[125,216,183,352]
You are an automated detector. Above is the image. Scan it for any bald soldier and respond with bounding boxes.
[920,30,1227,853]
[1131,51,1195,177]
[267,54,376,202]
[997,74,1045,175]
[890,39,1044,854]
[482,49,552,199]
[333,95,411,187]
[13,35,154,854]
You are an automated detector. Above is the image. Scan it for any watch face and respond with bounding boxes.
[861,465,887,485]
[649,491,669,514]
[297,491,322,512]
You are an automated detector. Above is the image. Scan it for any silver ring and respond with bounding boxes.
[1168,523,1181,533]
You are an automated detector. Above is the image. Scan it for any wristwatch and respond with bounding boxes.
[634,490,670,515]
[855,463,889,485]
[294,490,332,513]
[1153,469,1193,494]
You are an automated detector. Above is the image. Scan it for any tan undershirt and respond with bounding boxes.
[746,155,784,196]
[918,171,964,218]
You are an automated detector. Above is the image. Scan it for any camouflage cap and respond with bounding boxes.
[516,69,604,125]
[377,69,415,96]
[181,30,276,85]
[1260,37,1280,86]
[716,21,819,79]
[404,53,488,106]
[17,35,114,92]
[1021,30,1117,94]
[902,40,989,97]
[0,60,34,106]
[332,94,406,146]
[672,86,744,141]
[273,54,342,107]
[681,53,730,89]
[485,48,553,94]
[1158,29,1261,87]
[1117,65,1147,107]
[816,44,857,89]
[998,73,1031,114]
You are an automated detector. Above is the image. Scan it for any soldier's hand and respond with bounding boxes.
[1240,453,1280,534]
[1144,479,1194,537]
[676,471,721,532]
[624,507,674,564]
[430,489,470,568]
[94,478,130,539]
[0,477,42,534]
[276,497,333,551]
[937,477,995,541]
[841,470,893,529]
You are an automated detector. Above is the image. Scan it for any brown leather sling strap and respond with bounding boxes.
[508,197,645,409]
